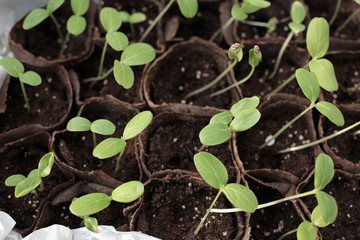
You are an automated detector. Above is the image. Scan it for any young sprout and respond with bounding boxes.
[59,0,90,57]
[335,0,360,35]
[119,11,146,39]
[93,111,153,173]
[0,57,42,112]
[259,68,344,149]
[139,0,198,42]
[66,117,116,148]
[5,152,55,198]
[329,0,342,26]
[69,181,144,232]
[23,0,65,42]
[268,1,306,79]
[193,151,258,235]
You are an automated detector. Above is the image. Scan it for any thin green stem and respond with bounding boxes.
[97,40,108,78]
[139,0,175,42]
[198,144,207,152]
[269,31,295,79]
[278,228,298,240]
[210,66,255,97]
[335,7,360,35]
[242,19,269,28]
[194,190,222,235]
[49,13,64,42]
[115,147,125,173]
[130,23,136,39]
[19,80,30,113]
[92,132,97,148]
[329,0,342,26]
[83,67,114,83]
[38,181,45,192]
[278,120,360,154]
[259,103,314,149]
[185,60,238,99]
[59,32,70,58]
[209,17,235,42]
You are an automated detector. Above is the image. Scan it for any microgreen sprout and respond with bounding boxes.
[93,111,153,173]
[335,0,360,35]
[119,11,146,39]
[0,57,42,112]
[5,152,55,198]
[69,181,144,232]
[268,1,306,79]
[259,68,344,149]
[66,117,116,148]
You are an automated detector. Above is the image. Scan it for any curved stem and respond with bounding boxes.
[97,40,108,77]
[278,228,298,240]
[83,67,114,83]
[194,190,222,235]
[185,60,238,99]
[278,120,360,154]
[49,13,63,42]
[209,17,235,42]
[329,0,342,26]
[335,7,360,35]
[259,103,314,149]
[269,31,294,79]
[242,19,269,28]
[19,80,30,113]
[115,147,125,173]
[139,0,175,42]
[130,23,136,39]
[210,66,255,97]
[38,181,45,192]
[59,32,70,58]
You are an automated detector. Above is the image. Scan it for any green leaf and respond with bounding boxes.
[69,193,112,217]
[90,119,116,135]
[0,57,24,78]
[290,1,306,23]
[106,32,129,51]
[295,69,319,103]
[93,138,127,159]
[123,111,153,140]
[129,12,146,24]
[28,169,39,178]
[113,61,134,89]
[228,43,244,62]
[47,0,65,14]
[67,117,91,132]
[231,5,248,21]
[19,71,42,86]
[247,0,271,9]
[289,22,305,33]
[23,9,49,30]
[84,217,98,233]
[230,108,261,132]
[67,15,86,35]
[306,17,329,59]
[38,152,55,178]
[199,123,231,146]
[311,191,338,227]
[121,43,156,66]
[356,0,360,4]
[314,153,334,191]
[230,96,260,117]
[15,176,42,198]
[119,11,130,22]
[111,181,144,203]
[309,59,338,92]
[5,174,26,187]
[177,0,198,18]
[209,112,233,125]
[71,0,90,16]
[223,183,258,213]
[297,221,317,240]
[315,101,344,126]
[100,7,122,32]
[194,152,228,189]
[248,48,261,67]
[241,2,261,14]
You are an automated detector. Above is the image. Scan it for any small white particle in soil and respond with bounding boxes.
[241,32,246,38]
[52,95,57,99]
[153,214,156,218]
[283,26,289,31]
[180,100,186,104]
[279,68,283,73]
[83,164,86,167]
[353,187,357,191]
[222,232,228,237]
[211,216,216,219]
[347,213,351,218]
[173,138,178,143]
[259,78,264,83]
[33,215,36,219]
[35,93,39,97]
[288,133,293,138]
[333,94,338,99]
[181,67,186,72]
[265,135,275,146]
[294,130,298,134]
[64,215,69,220]
[45,87,48,91]
[47,77,52,83]
[103,79,109,85]
[179,86,184,91]
[271,59,276,64]
[194,207,198,211]
[182,205,186,209]
[264,232,271,237]
[298,135,304,141]
[203,72,210,77]
[196,70,202,79]
[350,204,353,208]
[179,57,183,61]
[189,101,193,105]
[81,136,86,141]
[60,213,64,217]
[355,71,359,76]
[37,109,41,113]
[338,176,342,180]
[8,195,11,199]
[332,223,335,227]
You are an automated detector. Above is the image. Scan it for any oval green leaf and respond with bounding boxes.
[100,7,122,32]
[290,1,306,23]
[70,193,112,217]
[314,153,334,191]
[67,15,86,35]
[113,60,134,89]
[91,119,116,135]
[5,174,26,187]
[306,17,329,59]
[119,11,130,22]
[93,138,126,159]
[199,123,231,146]
[19,71,42,86]
[28,169,39,178]
[230,96,260,117]
[315,101,344,126]
[177,0,198,18]
[297,221,317,240]
[129,12,146,24]
[71,0,90,16]
[223,183,258,213]
[0,57,24,78]
[247,0,271,9]
[15,176,41,198]
[231,5,248,21]
[230,108,261,132]
[121,43,156,66]
[84,217,99,233]
[38,152,55,178]
[289,22,305,33]
[67,117,91,132]
[309,59,338,92]
[210,112,233,125]
[194,152,228,189]
[106,32,129,51]
[295,69,319,103]
[311,191,338,227]
[111,181,144,203]
[47,0,65,14]
[123,111,153,140]
[23,9,49,30]
[248,48,261,67]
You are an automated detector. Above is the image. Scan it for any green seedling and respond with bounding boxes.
[119,11,146,39]
[210,0,272,42]
[185,44,261,99]
[210,153,337,240]
[5,152,54,198]
[93,111,153,173]
[0,57,42,112]
[193,151,258,235]
[59,0,90,57]
[66,117,116,148]
[69,181,144,232]
[335,0,360,35]
[199,96,261,149]
[259,68,344,149]
[23,0,65,42]
[329,0,342,26]
[139,0,198,42]
[268,1,306,79]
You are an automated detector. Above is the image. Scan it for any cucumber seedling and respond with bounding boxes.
[119,11,146,39]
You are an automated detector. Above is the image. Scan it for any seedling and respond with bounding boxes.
[69,181,144,232]
[66,117,116,148]
[268,1,306,79]
[139,0,198,42]
[5,152,55,198]
[0,57,42,112]
[335,0,360,35]
[199,96,261,149]
[119,11,146,39]
[93,111,153,173]
[259,68,344,149]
